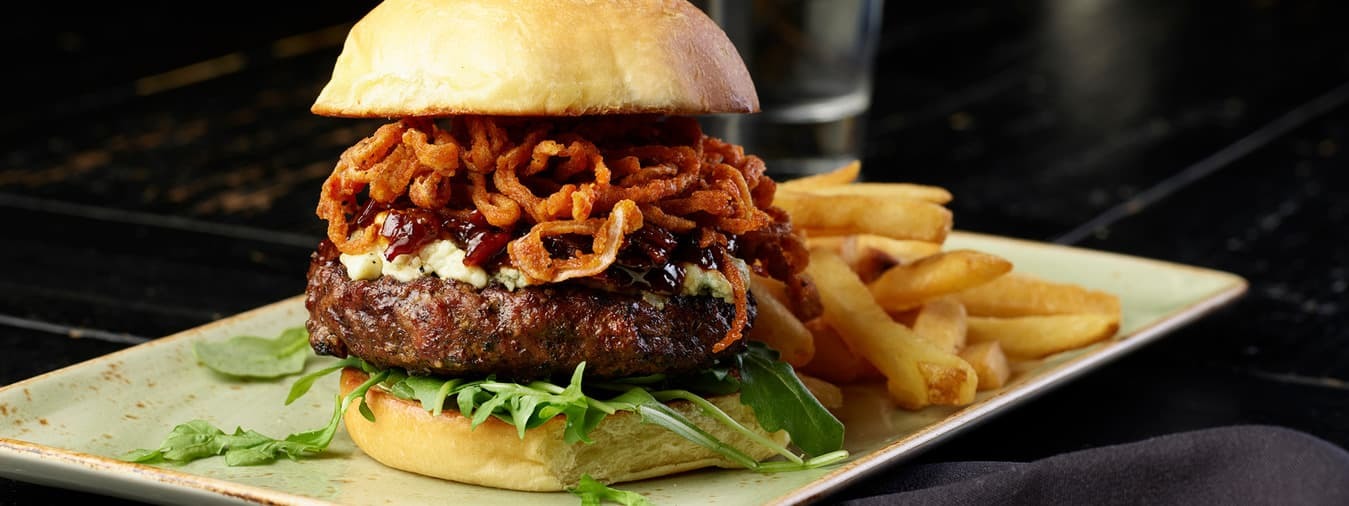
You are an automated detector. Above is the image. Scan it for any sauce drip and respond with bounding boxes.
[455,211,513,267]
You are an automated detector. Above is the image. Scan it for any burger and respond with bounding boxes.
[302,0,841,492]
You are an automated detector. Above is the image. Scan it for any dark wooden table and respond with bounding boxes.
[3,1,1346,503]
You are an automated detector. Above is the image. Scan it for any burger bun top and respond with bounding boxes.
[312,0,759,117]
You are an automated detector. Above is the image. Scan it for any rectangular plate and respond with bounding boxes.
[0,232,1247,505]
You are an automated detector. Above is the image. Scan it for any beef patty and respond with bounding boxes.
[304,241,753,381]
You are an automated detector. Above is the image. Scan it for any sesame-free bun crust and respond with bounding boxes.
[340,368,786,491]
[313,0,758,117]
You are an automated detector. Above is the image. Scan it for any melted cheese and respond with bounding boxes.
[339,239,529,289]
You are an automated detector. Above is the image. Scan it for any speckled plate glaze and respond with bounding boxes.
[0,232,1246,505]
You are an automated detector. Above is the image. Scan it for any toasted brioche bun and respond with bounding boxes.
[313,0,758,117]
[340,368,787,491]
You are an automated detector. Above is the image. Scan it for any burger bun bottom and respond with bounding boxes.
[339,367,788,491]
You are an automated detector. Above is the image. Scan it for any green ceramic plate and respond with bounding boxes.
[0,232,1246,505]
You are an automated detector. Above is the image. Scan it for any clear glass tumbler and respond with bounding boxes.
[693,0,884,179]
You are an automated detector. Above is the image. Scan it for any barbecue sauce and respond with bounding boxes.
[378,207,736,295]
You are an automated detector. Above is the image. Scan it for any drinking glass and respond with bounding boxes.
[693,0,884,178]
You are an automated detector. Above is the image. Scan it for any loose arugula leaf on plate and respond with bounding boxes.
[193,326,311,379]
[123,369,390,466]
[567,475,652,506]
[123,419,326,466]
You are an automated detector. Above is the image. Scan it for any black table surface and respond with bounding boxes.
[4,1,1347,504]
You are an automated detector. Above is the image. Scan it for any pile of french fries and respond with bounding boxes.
[751,162,1123,410]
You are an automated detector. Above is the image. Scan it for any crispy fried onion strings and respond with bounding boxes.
[507,199,644,282]
[316,116,815,348]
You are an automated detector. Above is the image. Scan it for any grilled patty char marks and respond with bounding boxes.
[305,241,753,381]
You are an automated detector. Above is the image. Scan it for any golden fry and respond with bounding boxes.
[911,297,967,355]
[749,273,788,307]
[747,278,815,367]
[795,372,845,411]
[839,240,900,283]
[774,176,1122,410]
[807,250,977,409]
[786,182,952,205]
[954,272,1121,318]
[966,314,1120,359]
[798,319,870,384]
[958,341,1011,391]
[803,235,847,252]
[848,235,943,265]
[778,160,860,189]
[868,250,1013,312]
[778,193,953,243]
[806,235,947,285]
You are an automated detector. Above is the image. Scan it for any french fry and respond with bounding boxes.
[798,319,870,384]
[966,314,1120,359]
[747,279,815,367]
[838,238,900,283]
[958,341,1010,391]
[807,250,977,409]
[778,160,860,189]
[776,192,953,243]
[868,250,1013,312]
[911,297,967,355]
[796,373,845,411]
[848,235,943,265]
[954,272,1121,318]
[785,182,953,205]
[808,235,947,284]
[807,235,940,264]
[804,235,848,252]
[775,177,1123,411]
[749,274,788,307]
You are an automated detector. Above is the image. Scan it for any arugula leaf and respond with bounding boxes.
[393,375,461,417]
[138,344,849,496]
[756,450,851,472]
[123,419,324,466]
[735,343,845,457]
[286,356,361,404]
[653,389,800,465]
[369,353,849,473]
[608,388,760,469]
[193,327,311,379]
[674,366,740,396]
[124,369,390,466]
[378,362,611,443]
[567,475,652,506]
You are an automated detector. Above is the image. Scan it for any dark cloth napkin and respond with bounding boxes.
[835,425,1349,505]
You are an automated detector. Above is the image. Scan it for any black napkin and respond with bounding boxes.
[835,425,1349,505]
